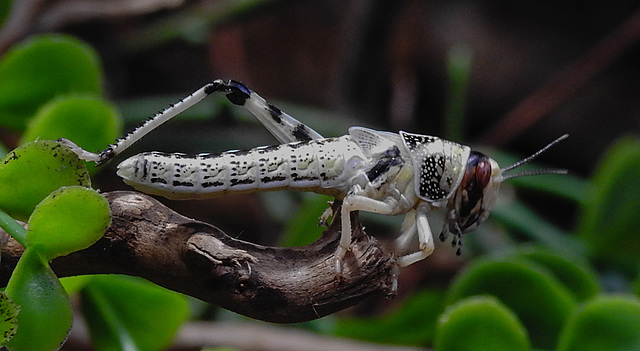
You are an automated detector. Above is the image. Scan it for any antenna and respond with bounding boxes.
[500,134,569,181]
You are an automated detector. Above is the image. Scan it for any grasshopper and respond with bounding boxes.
[63,79,567,275]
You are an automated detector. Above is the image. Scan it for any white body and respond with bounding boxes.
[117,136,370,200]
[62,79,566,280]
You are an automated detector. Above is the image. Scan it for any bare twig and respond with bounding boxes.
[67,317,426,351]
[38,0,186,29]
[0,0,187,54]
[0,191,396,323]
[175,321,426,351]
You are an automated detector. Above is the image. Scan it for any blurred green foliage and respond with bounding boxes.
[80,275,190,351]
[447,257,576,349]
[557,295,640,351]
[577,137,640,275]
[0,34,186,350]
[21,95,122,173]
[335,290,445,345]
[435,296,530,351]
[0,35,103,130]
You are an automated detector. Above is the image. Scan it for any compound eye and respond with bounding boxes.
[475,159,491,188]
[463,152,490,190]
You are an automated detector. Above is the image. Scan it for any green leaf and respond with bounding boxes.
[21,95,122,172]
[81,275,189,351]
[335,290,445,346]
[577,137,640,275]
[26,186,110,260]
[435,296,530,351]
[5,248,73,351]
[0,140,91,220]
[491,200,585,257]
[447,257,574,349]
[511,248,599,302]
[0,208,27,247]
[557,295,640,351]
[0,34,103,130]
[60,275,93,295]
[0,291,20,346]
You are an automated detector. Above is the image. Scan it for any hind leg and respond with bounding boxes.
[212,79,324,143]
[63,79,325,165]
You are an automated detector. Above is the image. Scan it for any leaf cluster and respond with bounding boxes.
[0,34,188,351]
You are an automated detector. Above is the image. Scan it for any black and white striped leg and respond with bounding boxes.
[211,79,324,143]
[62,82,219,165]
[62,79,324,165]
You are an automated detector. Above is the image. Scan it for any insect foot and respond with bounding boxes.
[318,200,336,227]
[334,245,348,279]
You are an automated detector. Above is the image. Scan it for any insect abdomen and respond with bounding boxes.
[116,136,364,199]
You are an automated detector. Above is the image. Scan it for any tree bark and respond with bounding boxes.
[0,191,397,323]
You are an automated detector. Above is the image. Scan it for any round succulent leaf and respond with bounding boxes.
[0,291,20,346]
[447,257,575,349]
[0,140,91,220]
[0,34,102,130]
[5,248,72,351]
[511,248,600,301]
[557,295,640,351]
[577,137,640,275]
[60,276,93,295]
[435,296,530,351]
[26,186,110,260]
[21,95,122,172]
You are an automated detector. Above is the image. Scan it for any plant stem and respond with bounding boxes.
[0,209,27,247]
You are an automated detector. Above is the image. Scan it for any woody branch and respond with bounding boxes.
[0,191,396,323]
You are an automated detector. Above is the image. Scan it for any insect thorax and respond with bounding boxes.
[399,131,471,203]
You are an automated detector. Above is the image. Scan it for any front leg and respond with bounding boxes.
[336,194,398,276]
[395,203,435,267]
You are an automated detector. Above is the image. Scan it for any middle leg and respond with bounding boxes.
[395,203,435,267]
[337,194,399,275]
